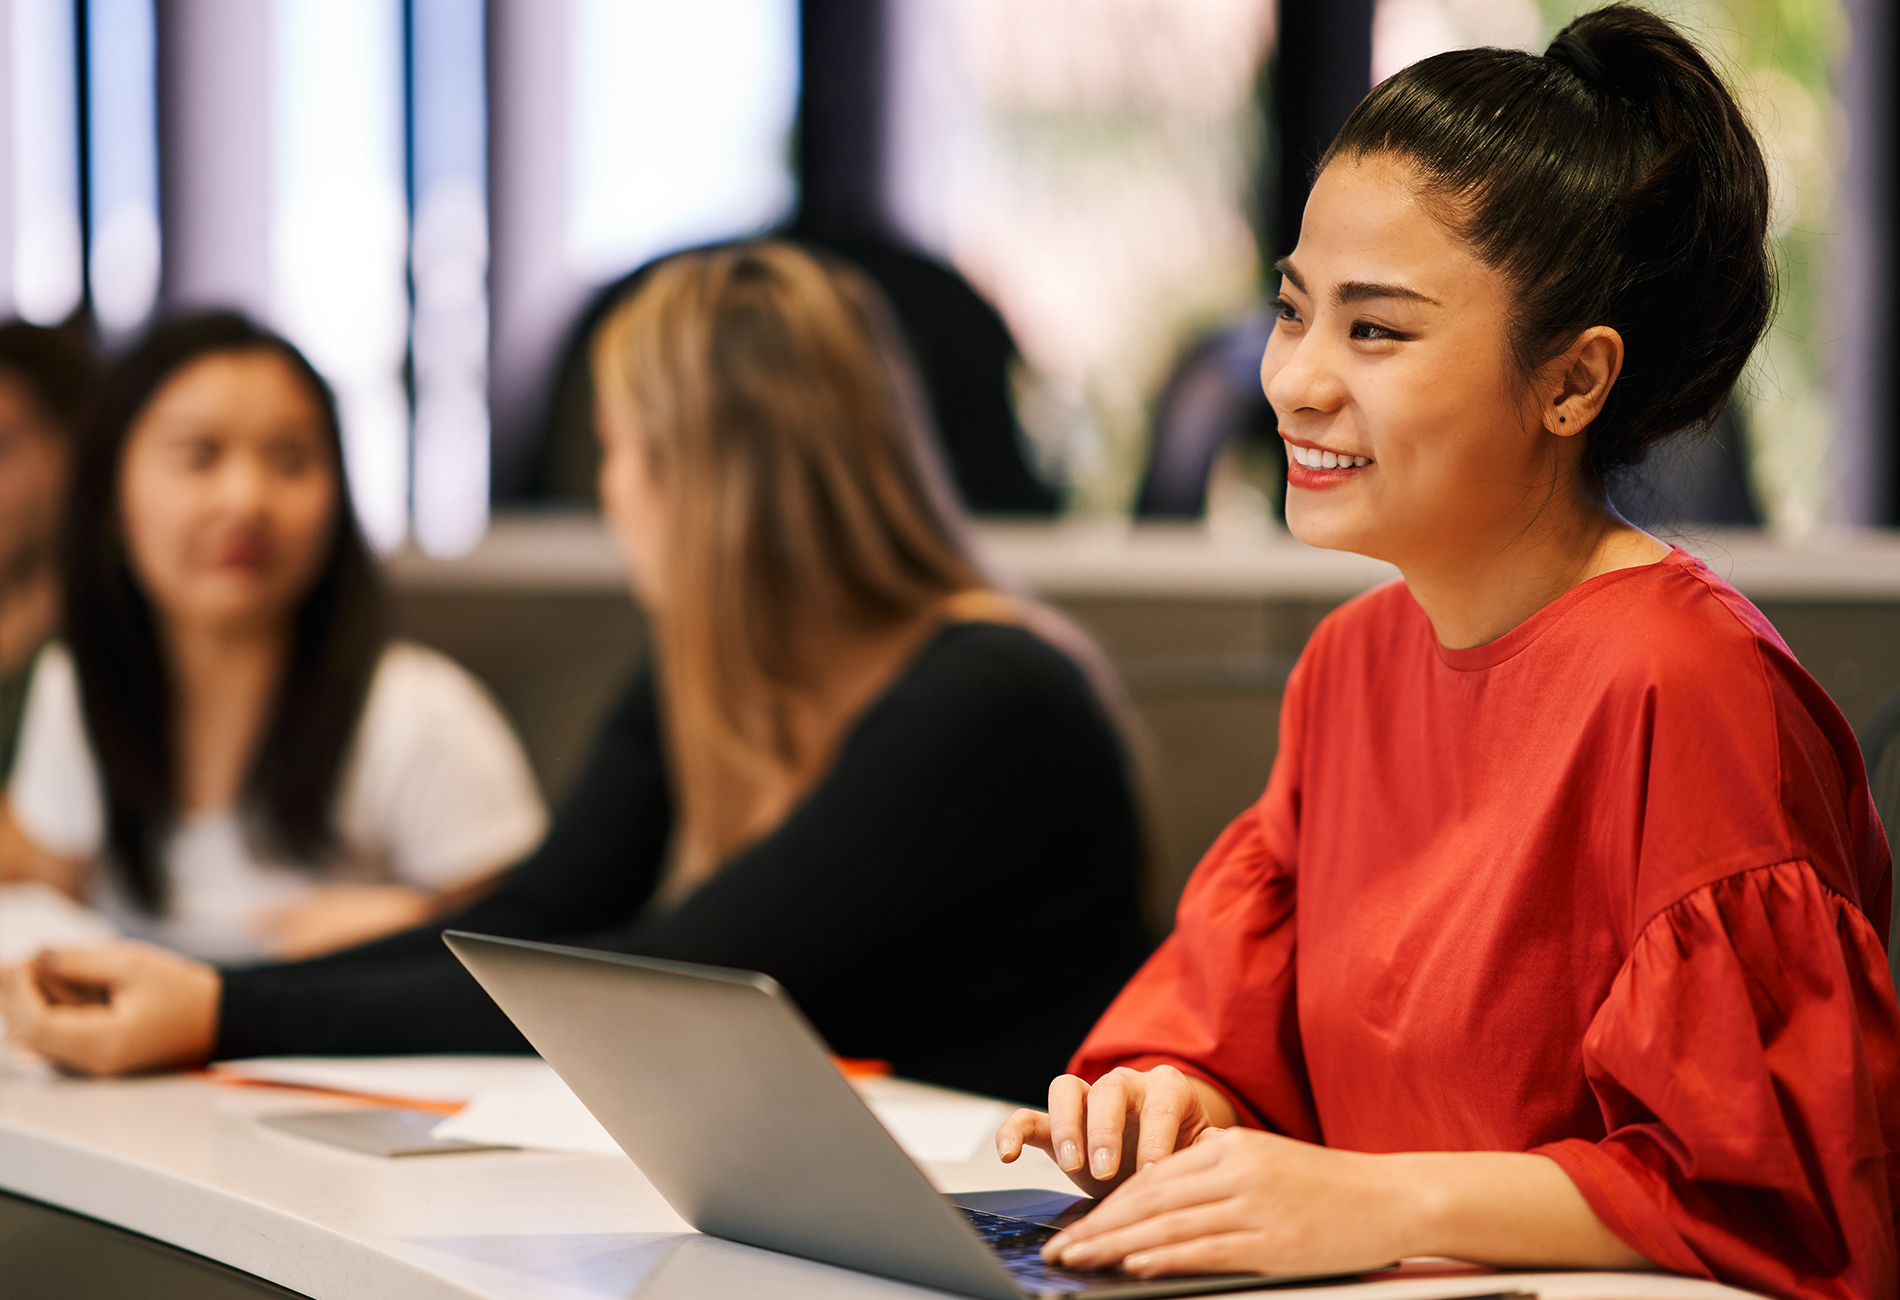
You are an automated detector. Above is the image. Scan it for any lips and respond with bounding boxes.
[1281,436,1371,491]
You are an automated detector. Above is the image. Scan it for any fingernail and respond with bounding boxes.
[1126,1253,1152,1272]
[1090,1146,1114,1178]
[1059,1141,1081,1171]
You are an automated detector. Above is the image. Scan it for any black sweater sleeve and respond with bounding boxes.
[216,670,673,1057]
[216,625,1150,1104]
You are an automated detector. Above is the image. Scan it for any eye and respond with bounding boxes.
[1271,296,1303,325]
[182,438,220,471]
[1348,319,1410,343]
[265,439,317,476]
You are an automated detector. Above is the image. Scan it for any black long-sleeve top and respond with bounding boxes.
[217,623,1153,1103]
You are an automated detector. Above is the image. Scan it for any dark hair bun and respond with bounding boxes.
[1325,4,1773,476]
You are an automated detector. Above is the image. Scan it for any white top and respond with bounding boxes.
[6,641,548,961]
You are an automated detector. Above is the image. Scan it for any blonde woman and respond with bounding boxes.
[3,242,1150,1103]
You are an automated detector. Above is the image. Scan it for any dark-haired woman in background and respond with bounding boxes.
[1,244,1151,1104]
[995,8,1898,1297]
[1,314,546,961]
[0,321,94,782]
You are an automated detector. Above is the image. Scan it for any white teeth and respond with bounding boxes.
[1291,445,1371,469]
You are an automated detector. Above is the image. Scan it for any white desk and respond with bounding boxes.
[0,1062,1767,1300]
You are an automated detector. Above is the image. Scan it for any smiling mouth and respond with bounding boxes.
[1286,443,1372,470]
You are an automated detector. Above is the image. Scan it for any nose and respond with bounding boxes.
[1261,323,1346,427]
[213,450,274,518]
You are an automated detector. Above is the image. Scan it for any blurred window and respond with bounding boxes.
[272,0,411,551]
[86,0,160,339]
[5,0,83,325]
[410,0,491,558]
[885,0,1275,511]
[564,0,799,281]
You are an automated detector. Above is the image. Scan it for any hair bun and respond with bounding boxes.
[1545,5,1679,103]
[1545,24,1617,95]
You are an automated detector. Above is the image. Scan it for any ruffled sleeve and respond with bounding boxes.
[1537,860,1900,1300]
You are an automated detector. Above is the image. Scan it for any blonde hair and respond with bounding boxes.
[592,241,1000,873]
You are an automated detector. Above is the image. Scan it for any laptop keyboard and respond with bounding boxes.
[960,1207,1130,1297]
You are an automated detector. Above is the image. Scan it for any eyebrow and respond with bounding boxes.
[1272,257,1441,308]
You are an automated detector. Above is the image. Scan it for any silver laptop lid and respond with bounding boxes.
[443,931,1023,1300]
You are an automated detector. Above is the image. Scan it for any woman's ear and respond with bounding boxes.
[1542,326,1624,437]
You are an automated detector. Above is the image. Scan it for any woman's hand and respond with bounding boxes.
[1038,1130,1649,1279]
[1040,1127,1414,1278]
[995,1065,1238,1195]
[255,883,437,960]
[0,942,220,1076]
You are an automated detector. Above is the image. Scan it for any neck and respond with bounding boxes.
[163,615,293,813]
[1395,483,1668,651]
[0,552,58,676]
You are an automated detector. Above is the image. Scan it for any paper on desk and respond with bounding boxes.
[213,1055,552,1107]
[431,1063,1012,1163]
[0,883,119,964]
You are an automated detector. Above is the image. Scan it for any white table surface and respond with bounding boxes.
[0,1059,1767,1300]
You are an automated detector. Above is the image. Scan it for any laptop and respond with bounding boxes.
[444,930,1371,1299]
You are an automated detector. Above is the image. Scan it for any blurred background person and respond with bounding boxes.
[2,242,1152,1104]
[0,313,546,962]
[0,321,94,784]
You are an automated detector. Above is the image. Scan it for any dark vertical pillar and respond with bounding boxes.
[74,0,92,317]
[485,0,579,499]
[793,0,888,239]
[1266,0,1375,264]
[1833,0,1893,525]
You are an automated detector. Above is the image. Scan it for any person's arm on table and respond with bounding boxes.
[1001,1064,1638,1277]
[0,671,672,1073]
[1,943,217,1075]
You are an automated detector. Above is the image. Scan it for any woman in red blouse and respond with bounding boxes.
[997,8,1900,1298]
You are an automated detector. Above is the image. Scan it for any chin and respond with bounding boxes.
[187,581,296,627]
[1283,493,1374,556]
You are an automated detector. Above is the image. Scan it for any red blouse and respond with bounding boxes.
[1072,549,1900,1299]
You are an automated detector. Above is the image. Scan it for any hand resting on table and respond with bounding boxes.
[0,942,219,1076]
